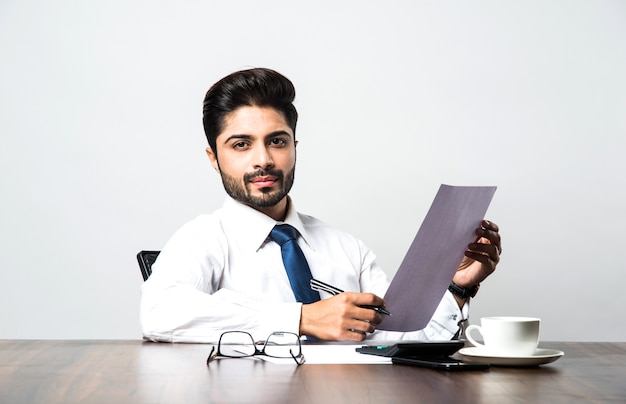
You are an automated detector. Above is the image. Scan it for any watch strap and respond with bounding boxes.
[448,282,480,299]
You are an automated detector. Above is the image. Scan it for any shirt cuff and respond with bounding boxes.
[426,291,468,339]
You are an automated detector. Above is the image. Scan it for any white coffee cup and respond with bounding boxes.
[465,316,540,356]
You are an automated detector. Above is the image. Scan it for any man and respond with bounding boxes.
[140,67,501,343]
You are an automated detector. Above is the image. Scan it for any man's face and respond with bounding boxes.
[206,106,296,217]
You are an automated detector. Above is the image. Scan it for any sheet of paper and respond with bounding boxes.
[379,184,497,332]
[256,343,391,365]
[302,344,391,364]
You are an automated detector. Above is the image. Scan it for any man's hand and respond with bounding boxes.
[452,220,502,305]
[299,292,384,341]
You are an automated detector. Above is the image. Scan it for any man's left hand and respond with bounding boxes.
[452,220,502,293]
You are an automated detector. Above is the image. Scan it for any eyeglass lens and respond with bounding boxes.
[218,331,300,359]
[264,332,300,358]
[218,331,256,357]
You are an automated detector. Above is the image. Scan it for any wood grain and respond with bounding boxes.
[0,341,624,403]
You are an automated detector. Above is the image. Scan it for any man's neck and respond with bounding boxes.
[252,196,290,222]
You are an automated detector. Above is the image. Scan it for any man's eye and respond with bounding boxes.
[270,138,287,146]
[233,142,248,149]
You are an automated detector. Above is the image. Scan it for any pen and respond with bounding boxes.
[310,279,391,316]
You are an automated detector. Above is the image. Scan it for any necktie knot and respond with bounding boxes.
[270,224,298,246]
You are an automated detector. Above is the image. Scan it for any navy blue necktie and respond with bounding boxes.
[270,224,320,304]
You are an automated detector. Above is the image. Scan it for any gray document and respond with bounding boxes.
[378,184,497,332]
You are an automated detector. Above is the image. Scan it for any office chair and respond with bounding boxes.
[136,250,160,281]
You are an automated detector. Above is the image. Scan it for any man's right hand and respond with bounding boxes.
[299,292,385,341]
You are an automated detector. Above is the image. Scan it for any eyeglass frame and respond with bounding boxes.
[207,331,305,366]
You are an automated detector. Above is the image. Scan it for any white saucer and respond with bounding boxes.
[458,347,564,367]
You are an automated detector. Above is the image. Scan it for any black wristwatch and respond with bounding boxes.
[448,282,480,299]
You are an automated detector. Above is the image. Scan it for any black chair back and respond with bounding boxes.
[136,250,160,281]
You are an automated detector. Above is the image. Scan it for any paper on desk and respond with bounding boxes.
[257,344,391,365]
[302,344,391,364]
[379,184,497,332]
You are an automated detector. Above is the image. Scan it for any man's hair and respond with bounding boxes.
[202,68,298,155]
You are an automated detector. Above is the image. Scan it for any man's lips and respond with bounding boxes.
[250,176,279,188]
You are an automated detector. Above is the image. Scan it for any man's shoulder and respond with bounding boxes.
[182,212,222,227]
[297,211,334,229]
[297,212,359,242]
[173,212,225,239]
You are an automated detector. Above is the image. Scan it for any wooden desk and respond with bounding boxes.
[0,340,624,403]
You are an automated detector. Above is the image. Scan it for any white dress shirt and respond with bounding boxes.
[140,196,468,343]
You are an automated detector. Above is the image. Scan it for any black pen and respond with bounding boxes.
[310,279,391,316]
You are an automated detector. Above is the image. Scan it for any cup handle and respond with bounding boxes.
[465,325,485,349]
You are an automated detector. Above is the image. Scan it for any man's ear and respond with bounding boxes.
[205,147,220,173]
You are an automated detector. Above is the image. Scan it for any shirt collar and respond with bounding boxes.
[220,196,311,252]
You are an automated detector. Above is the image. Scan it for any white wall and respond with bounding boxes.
[1,0,624,341]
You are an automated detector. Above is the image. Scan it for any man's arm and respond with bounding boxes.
[296,238,466,342]
[139,216,303,343]
[315,221,501,342]
[141,275,302,343]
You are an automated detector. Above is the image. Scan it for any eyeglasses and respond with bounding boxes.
[207,331,305,366]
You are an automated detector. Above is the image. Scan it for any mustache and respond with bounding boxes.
[243,169,284,182]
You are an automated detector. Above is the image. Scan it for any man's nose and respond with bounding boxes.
[253,145,274,169]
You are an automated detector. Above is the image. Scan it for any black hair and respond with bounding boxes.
[202,68,298,155]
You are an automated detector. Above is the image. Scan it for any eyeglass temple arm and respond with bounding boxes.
[206,346,217,365]
[290,348,305,365]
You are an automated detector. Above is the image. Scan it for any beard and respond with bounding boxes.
[219,166,295,209]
